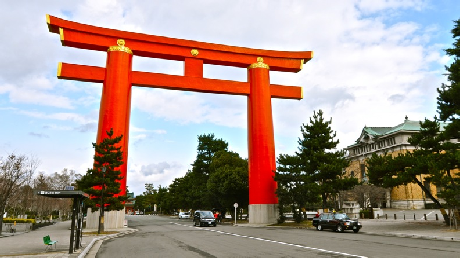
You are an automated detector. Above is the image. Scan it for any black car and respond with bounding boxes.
[312,212,362,233]
[193,210,217,227]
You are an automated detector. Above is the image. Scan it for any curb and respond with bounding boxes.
[78,229,138,258]
[361,231,460,242]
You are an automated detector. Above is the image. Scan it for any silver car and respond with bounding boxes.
[179,212,191,219]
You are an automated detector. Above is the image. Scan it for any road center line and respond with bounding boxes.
[171,222,367,258]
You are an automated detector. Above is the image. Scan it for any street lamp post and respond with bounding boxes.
[98,166,106,234]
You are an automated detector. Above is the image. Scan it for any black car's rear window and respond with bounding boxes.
[334,214,350,220]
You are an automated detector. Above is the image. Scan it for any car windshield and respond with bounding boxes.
[334,213,350,220]
[200,211,214,218]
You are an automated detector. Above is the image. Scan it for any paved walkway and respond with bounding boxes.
[0,220,136,258]
[0,213,458,257]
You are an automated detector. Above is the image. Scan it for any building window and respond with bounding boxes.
[360,164,366,179]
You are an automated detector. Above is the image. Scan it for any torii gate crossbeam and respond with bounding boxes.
[47,15,313,224]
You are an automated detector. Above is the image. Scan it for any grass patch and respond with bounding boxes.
[269,220,314,228]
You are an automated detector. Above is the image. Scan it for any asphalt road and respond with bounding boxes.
[95,215,459,258]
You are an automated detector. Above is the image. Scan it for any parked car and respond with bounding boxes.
[179,212,191,219]
[193,210,216,227]
[312,212,362,233]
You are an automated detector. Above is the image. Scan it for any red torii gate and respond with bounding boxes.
[47,15,313,224]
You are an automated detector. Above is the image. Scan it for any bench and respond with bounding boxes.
[43,235,58,251]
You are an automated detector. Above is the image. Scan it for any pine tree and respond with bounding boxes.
[297,110,356,209]
[275,110,357,222]
[436,18,460,209]
[437,19,460,139]
[367,19,460,222]
[77,128,127,211]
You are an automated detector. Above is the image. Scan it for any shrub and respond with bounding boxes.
[2,218,36,224]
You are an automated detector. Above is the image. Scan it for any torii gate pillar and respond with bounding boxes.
[96,40,133,197]
[247,58,278,223]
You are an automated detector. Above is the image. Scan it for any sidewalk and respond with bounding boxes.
[360,219,459,241]
[0,220,136,258]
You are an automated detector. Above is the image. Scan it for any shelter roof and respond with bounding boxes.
[35,190,88,199]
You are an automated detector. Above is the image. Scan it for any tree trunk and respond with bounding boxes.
[321,193,327,210]
[414,178,450,224]
[0,205,4,235]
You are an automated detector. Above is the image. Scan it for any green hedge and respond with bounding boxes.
[2,218,36,224]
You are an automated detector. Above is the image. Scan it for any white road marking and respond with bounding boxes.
[421,211,434,220]
[171,222,367,258]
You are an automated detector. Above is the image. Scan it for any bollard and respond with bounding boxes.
[404,214,406,220]
[414,213,416,220]
[436,214,439,220]
[424,214,427,220]
[385,214,388,219]
[377,214,380,219]
[394,214,397,220]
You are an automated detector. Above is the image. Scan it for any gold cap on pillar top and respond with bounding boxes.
[248,57,270,70]
[108,39,133,55]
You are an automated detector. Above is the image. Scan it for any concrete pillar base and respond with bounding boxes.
[248,204,278,225]
[85,208,125,229]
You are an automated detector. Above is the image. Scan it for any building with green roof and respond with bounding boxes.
[344,116,446,209]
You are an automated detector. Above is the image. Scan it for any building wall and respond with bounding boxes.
[345,128,437,209]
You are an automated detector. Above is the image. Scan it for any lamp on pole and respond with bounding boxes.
[98,166,106,234]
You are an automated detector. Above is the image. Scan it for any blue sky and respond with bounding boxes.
[1,0,459,196]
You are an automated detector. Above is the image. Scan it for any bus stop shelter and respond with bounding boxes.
[35,189,88,254]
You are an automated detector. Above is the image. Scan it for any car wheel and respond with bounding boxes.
[353,229,360,233]
[336,224,344,233]
[317,225,322,231]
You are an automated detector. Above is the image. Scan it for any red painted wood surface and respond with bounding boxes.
[247,66,278,205]
[96,50,133,197]
[47,15,312,72]
[58,63,302,99]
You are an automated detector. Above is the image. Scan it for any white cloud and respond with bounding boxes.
[132,88,247,128]
[127,162,185,194]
